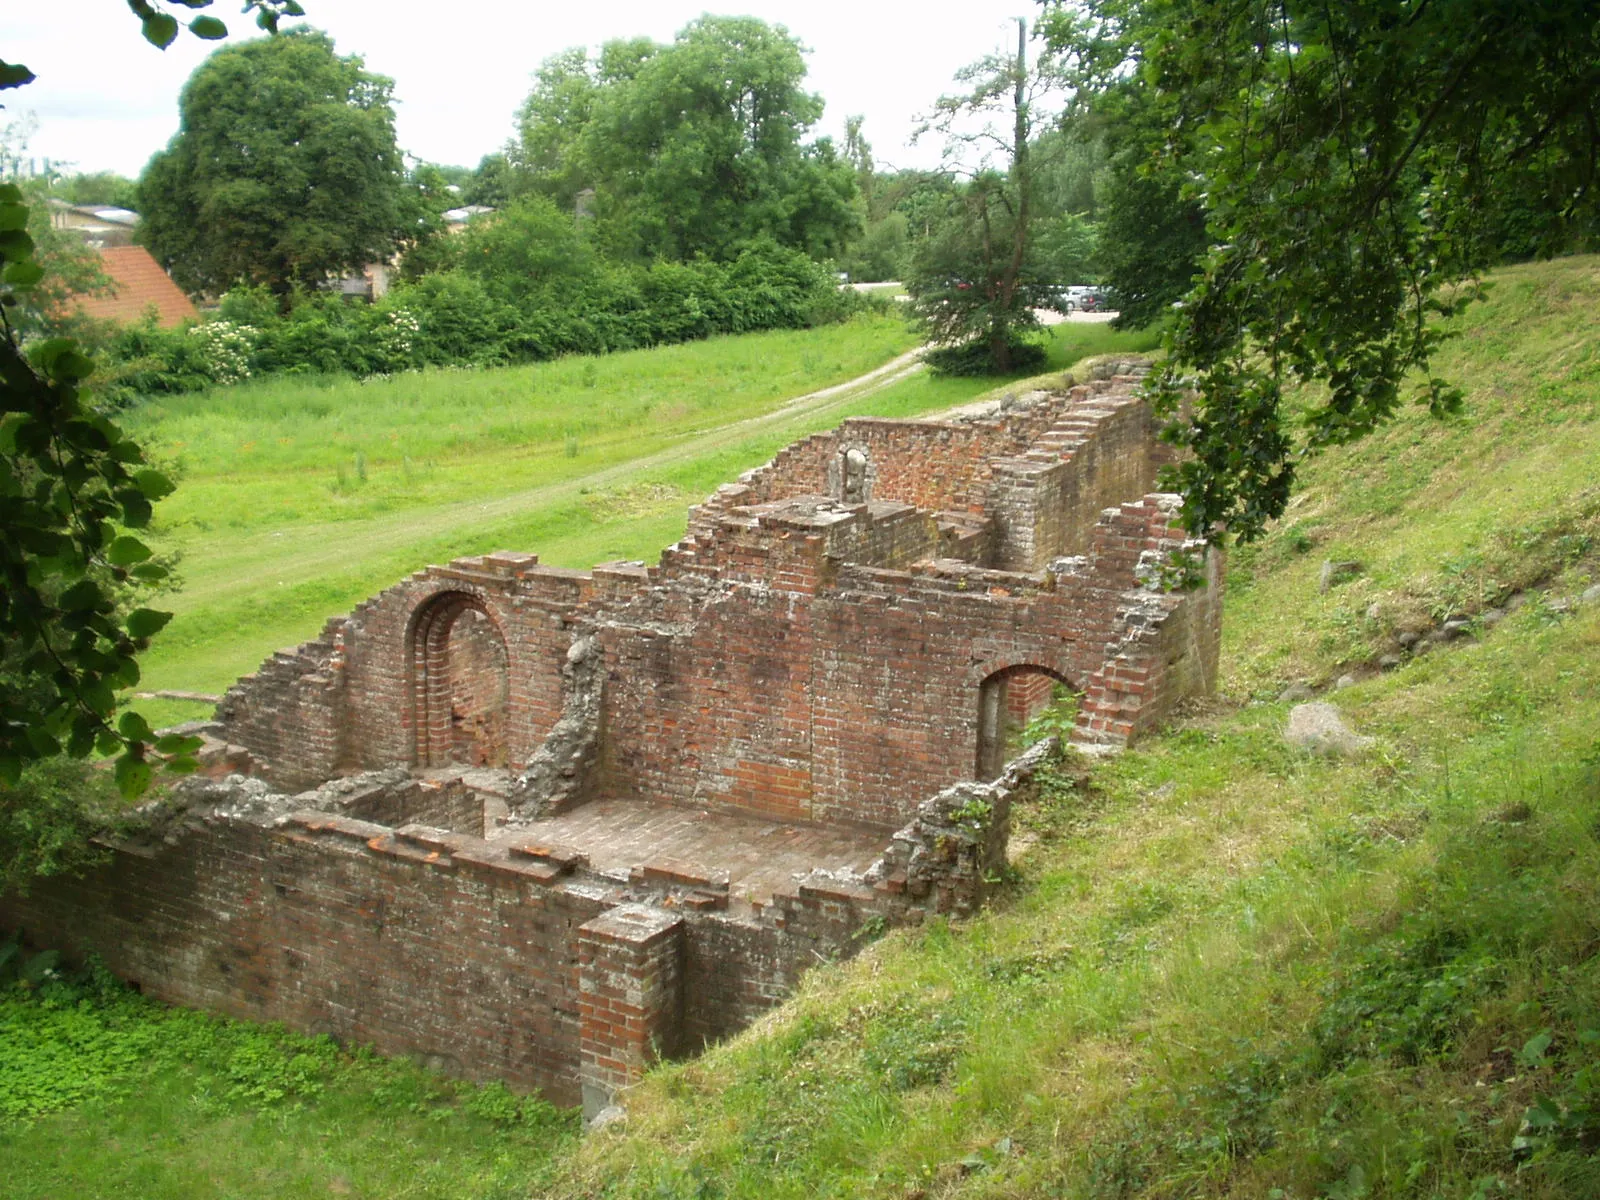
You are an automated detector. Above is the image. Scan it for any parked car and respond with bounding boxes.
[1051,284,1102,313]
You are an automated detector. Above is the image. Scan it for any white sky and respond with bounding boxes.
[4,1,1040,180]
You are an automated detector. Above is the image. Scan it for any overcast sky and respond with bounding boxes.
[5,1,1039,181]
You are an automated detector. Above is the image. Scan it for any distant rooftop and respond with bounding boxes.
[72,244,198,329]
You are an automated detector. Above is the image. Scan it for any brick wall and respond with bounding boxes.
[1,744,1051,1109]
[214,375,1219,832]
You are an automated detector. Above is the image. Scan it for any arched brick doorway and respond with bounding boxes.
[408,592,510,768]
[976,664,1076,781]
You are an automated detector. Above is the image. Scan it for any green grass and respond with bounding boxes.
[0,957,578,1198]
[529,256,1600,1198]
[125,313,1159,726]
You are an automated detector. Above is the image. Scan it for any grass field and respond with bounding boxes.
[125,313,1160,726]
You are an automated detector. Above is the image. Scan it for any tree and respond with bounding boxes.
[52,172,140,211]
[1043,0,1600,544]
[138,27,405,300]
[906,18,1070,372]
[516,17,860,262]
[513,46,602,212]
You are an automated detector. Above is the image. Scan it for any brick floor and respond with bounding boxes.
[508,798,889,904]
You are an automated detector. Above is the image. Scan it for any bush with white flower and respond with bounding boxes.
[188,319,257,385]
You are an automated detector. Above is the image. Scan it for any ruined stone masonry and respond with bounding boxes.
[2,368,1221,1116]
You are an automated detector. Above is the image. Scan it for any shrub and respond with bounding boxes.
[924,335,1048,377]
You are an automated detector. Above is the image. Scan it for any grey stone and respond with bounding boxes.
[1480,607,1507,627]
[1286,702,1374,757]
[1334,673,1358,690]
[587,1104,628,1131]
[1377,655,1402,671]
[1578,584,1600,609]
[1319,560,1364,592]
[512,633,604,819]
[1441,616,1473,638]
[1396,630,1421,650]
[1278,681,1316,703]
[1366,602,1383,622]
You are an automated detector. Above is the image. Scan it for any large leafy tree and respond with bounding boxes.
[1043,0,1600,544]
[515,17,860,262]
[139,26,405,299]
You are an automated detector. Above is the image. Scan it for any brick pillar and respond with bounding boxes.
[577,904,684,1119]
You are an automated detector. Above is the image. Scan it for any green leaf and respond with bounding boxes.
[107,535,154,566]
[0,60,36,90]
[142,13,181,49]
[1518,1029,1553,1067]
[0,202,28,232]
[119,490,154,527]
[3,260,44,288]
[0,228,35,260]
[154,733,204,755]
[46,350,97,382]
[190,15,228,39]
[130,562,170,582]
[59,578,107,614]
[115,753,154,800]
[118,710,154,741]
[132,467,176,500]
[126,608,173,639]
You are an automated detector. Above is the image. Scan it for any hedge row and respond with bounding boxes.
[96,240,867,405]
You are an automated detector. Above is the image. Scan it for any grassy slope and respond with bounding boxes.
[126,315,1158,726]
[542,256,1600,1198]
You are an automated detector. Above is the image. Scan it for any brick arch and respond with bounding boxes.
[406,589,511,768]
[974,662,1078,782]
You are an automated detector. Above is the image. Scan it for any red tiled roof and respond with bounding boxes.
[73,245,199,328]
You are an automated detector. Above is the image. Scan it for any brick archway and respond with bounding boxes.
[408,591,511,768]
[975,663,1076,781]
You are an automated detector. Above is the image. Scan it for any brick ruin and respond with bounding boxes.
[3,367,1222,1115]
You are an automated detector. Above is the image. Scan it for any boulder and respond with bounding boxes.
[1286,702,1374,757]
[1319,560,1363,592]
